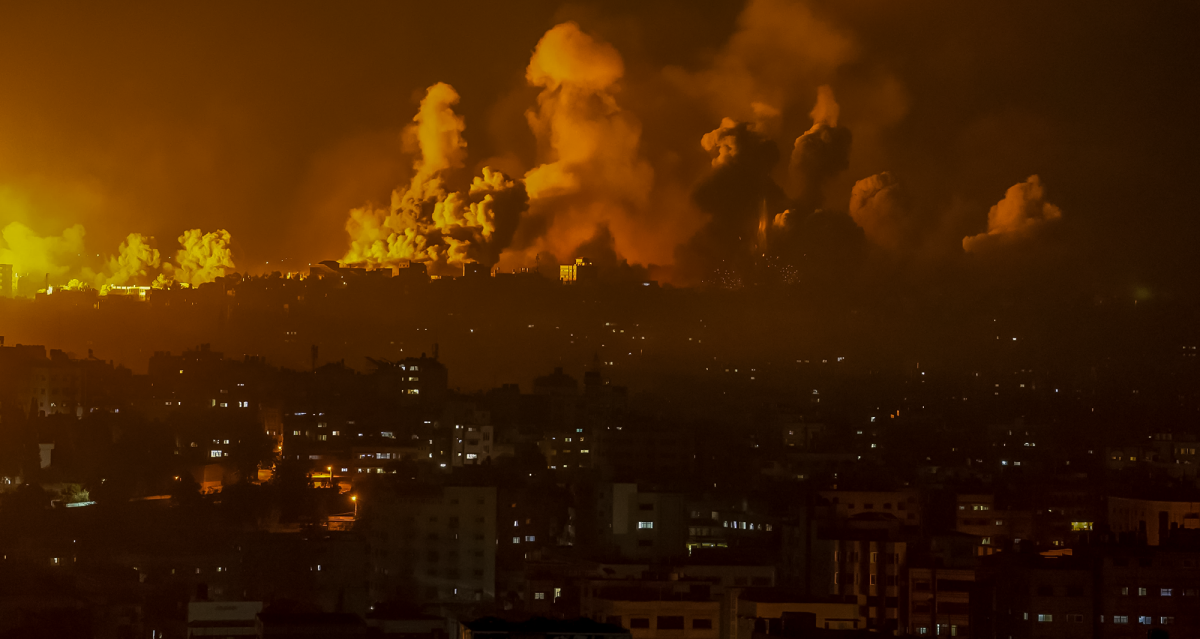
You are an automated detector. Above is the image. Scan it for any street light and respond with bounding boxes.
[351,495,358,518]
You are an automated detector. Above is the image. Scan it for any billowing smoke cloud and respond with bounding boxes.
[666,0,856,125]
[790,85,852,212]
[172,228,235,285]
[511,22,662,266]
[678,84,862,284]
[963,175,1063,252]
[343,82,527,272]
[96,232,161,287]
[679,117,787,280]
[849,172,910,252]
[0,222,86,282]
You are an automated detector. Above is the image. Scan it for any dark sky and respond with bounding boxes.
[0,0,1196,290]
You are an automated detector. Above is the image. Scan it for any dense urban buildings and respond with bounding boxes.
[1,262,1199,637]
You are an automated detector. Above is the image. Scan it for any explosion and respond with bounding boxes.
[97,233,161,287]
[342,82,528,273]
[0,222,86,282]
[849,172,909,252]
[0,221,235,296]
[170,229,236,286]
[963,175,1063,252]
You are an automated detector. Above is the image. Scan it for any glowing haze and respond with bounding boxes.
[0,0,1195,292]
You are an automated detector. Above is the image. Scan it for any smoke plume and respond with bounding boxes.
[963,175,1063,253]
[0,221,86,282]
[343,82,527,272]
[849,172,910,252]
[515,22,667,267]
[173,228,235,285]
[666,0,856,125]
[790,85,852,212]
[96,232,161,287]
[680,117,787,280]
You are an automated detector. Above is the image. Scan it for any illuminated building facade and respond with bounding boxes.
[559,258,598,284]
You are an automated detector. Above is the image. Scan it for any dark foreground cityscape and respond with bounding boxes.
[2,264,1199,639]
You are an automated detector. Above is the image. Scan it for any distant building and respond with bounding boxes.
[594,484,689,561]
[560,258,598,284]
[1108,496,1200,546]
[364,485,497,604]
[0,263,12,298]
[820,490,922,528]
[463,262,490,278]
[186,601,262,638]
[0,343,84,417]
[370,354,449,406]
[451,421,494,467]
[465,617,629,639]
[978,545,1200,639]
[256,612,367,638]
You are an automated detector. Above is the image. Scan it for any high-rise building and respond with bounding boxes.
[0,264,13,298]
[364,485,497,604]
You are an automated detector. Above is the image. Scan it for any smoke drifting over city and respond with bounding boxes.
[1,3,1199,638]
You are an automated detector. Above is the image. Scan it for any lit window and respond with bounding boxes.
[211,450,222,458]
[638,521,654,529]
[1161,617,1174,625]
[466,453,477,460]
[1113,616,1128,624]
[534,592,545,600]
[1038,615,1053,623]
[1139,587,1148,596]
[513,537,520,543]
[1139,616,1152,625]
[293,430,301,436]
[525,536,535,542]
